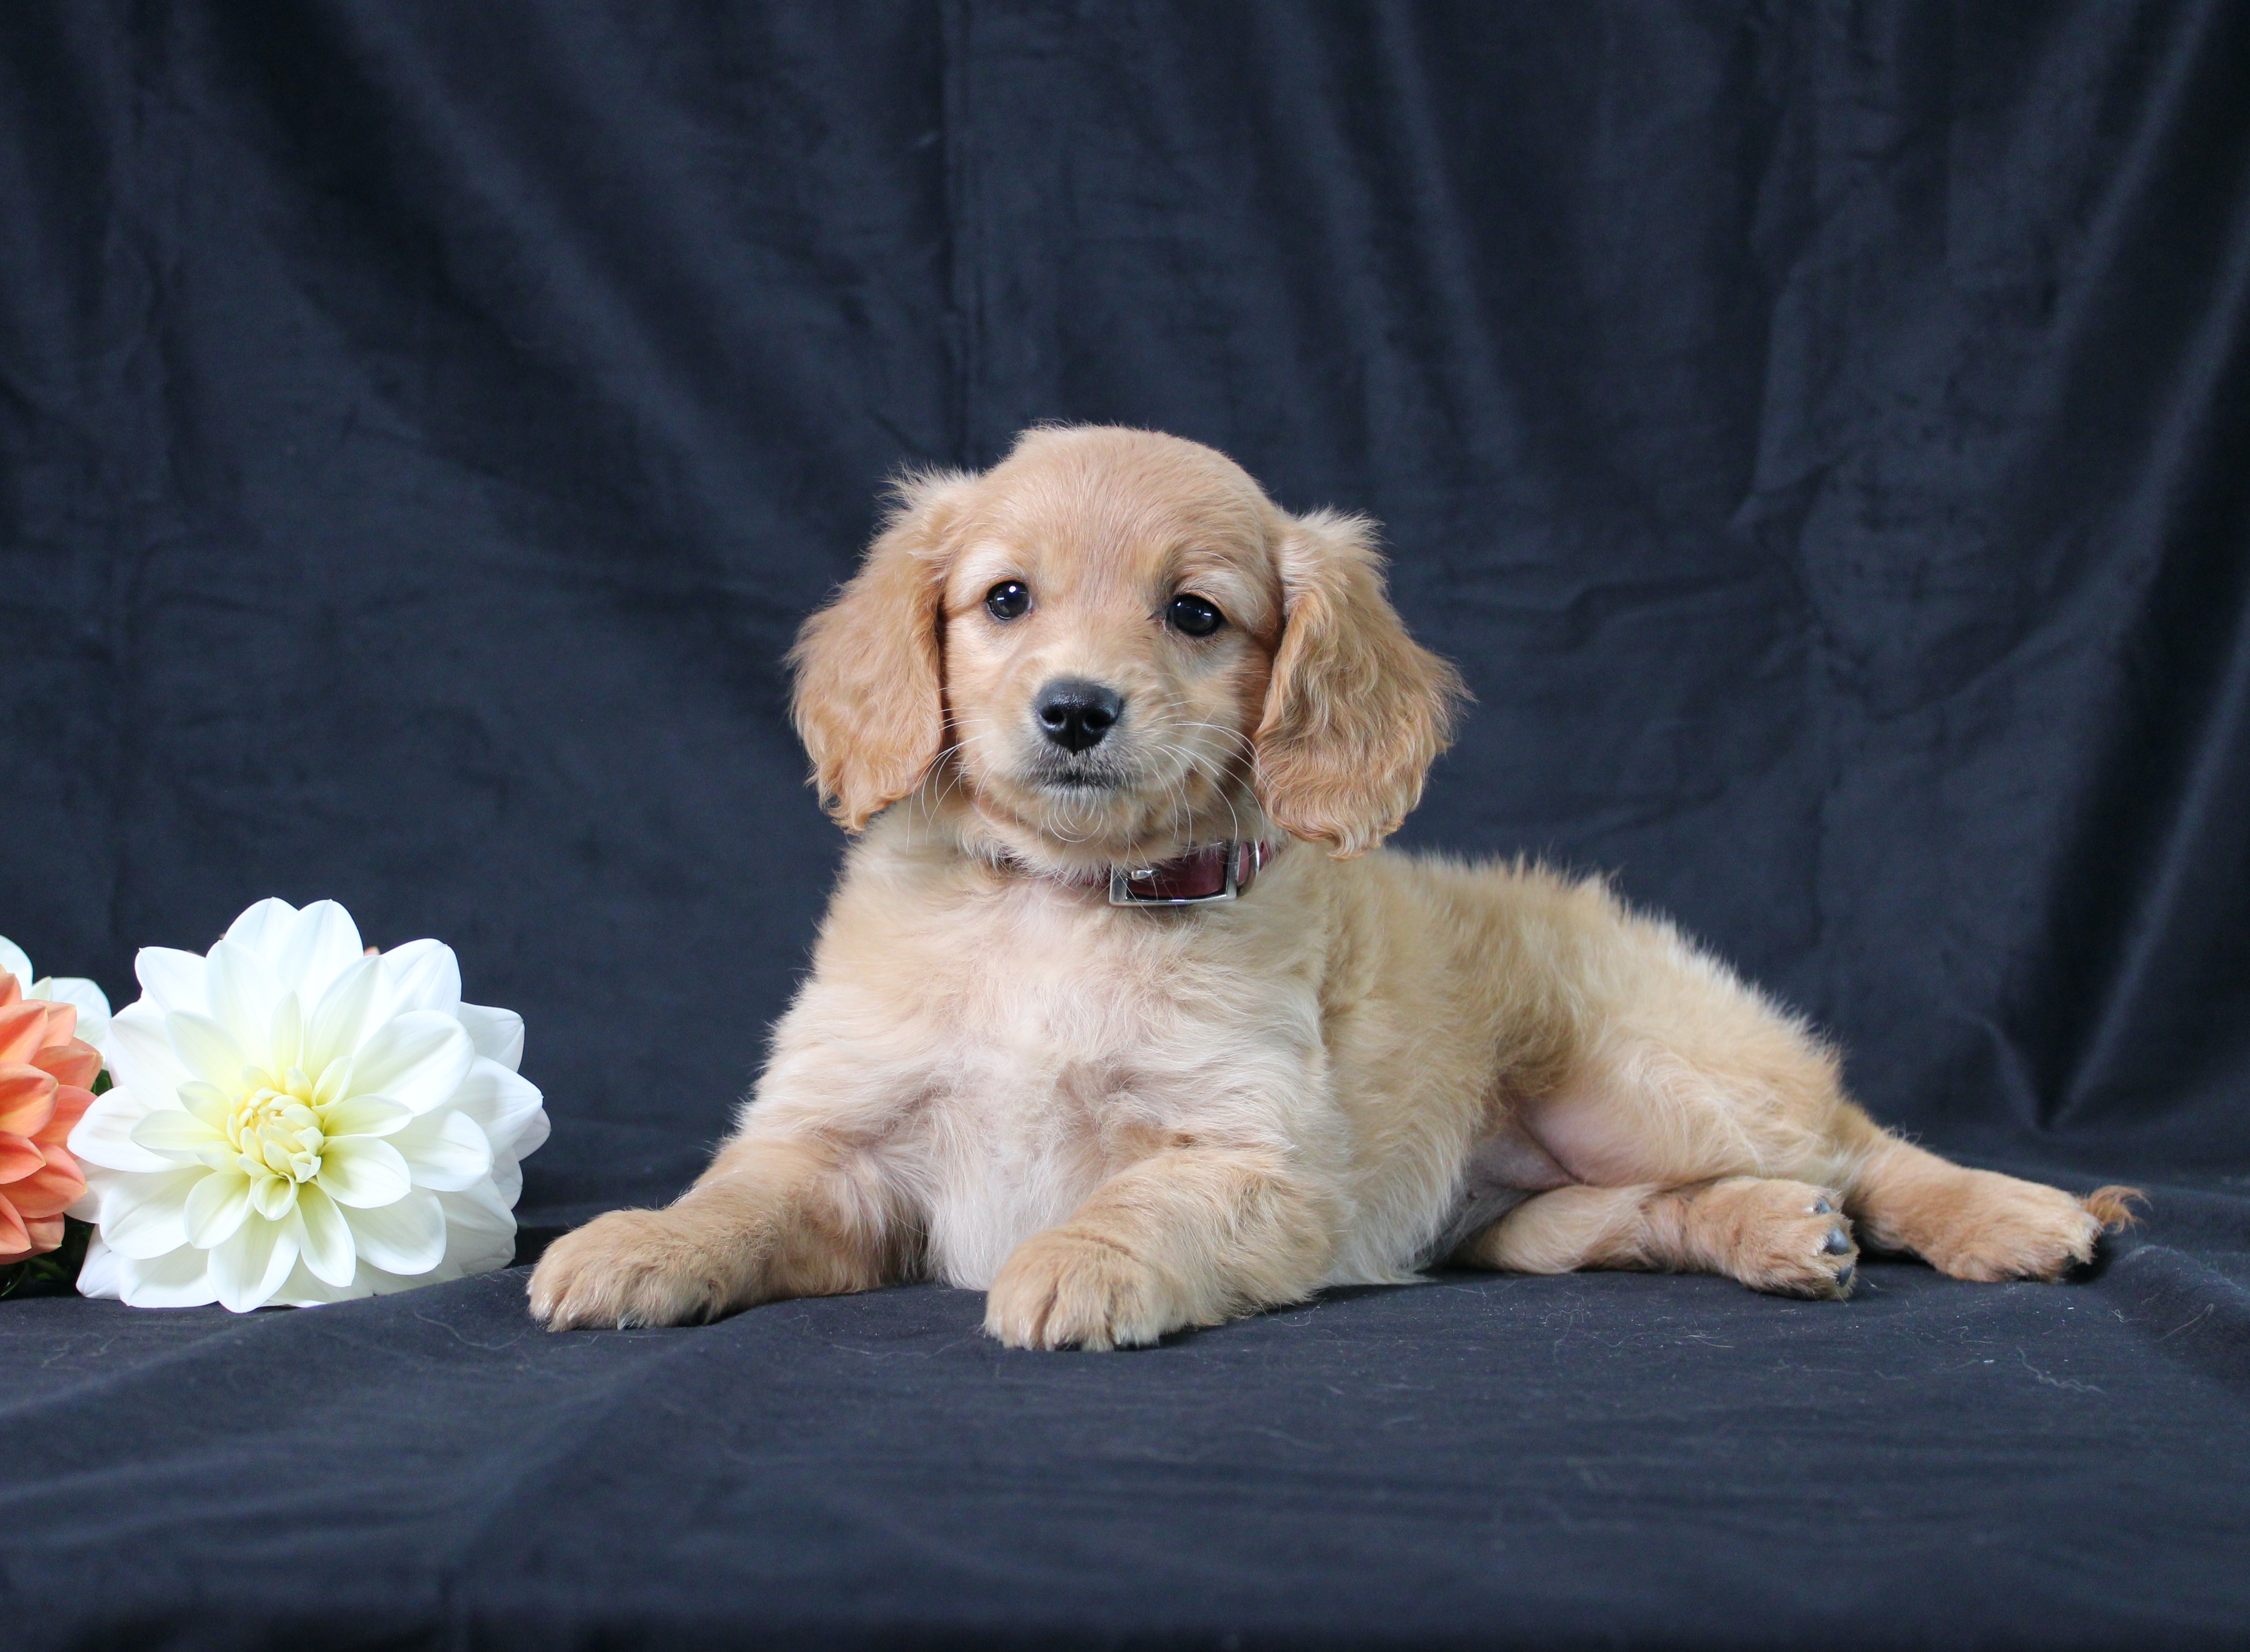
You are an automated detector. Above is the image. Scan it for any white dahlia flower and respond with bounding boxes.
[68,898,548,1311]
[0,935,113,1053]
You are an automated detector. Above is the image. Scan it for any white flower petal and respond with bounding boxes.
[267,991,303,1078]
[69,1087,179,1174]
[98,1168,206,1258]
[104,1003,193,1105]
[184,1168,255,1248]
[296,1183,358,1287]
[436,1184,517,1275]
[318,1093,411,1138]
[304,956,381,1074]
[318,1135,412,1208]
[165,1012,249,1092]
[130,1108,229,1160]
[74,1231,121,1298]
[222,897,301,963]
[39,978,113,1052]
[0,936,33,992]
[211,1213,301,1312]
[347,1012,473,1116]
[311,1056,353,1108]
[508,1107,550,1164]
[177,1081,235,1131]
[487,1153,522,1211]
[203,939,282,1063]
[393,1110,492,1192]
[454,1003,524,1071]
[277,900,364,1004]
[249,1174,299,1222]
[115,1243,221,1308]
[378,939,462,1019]
[134,947,211,1017]
[342,1189,446,1275]
[270,1255,373,1307]
[449,1060,547,1159]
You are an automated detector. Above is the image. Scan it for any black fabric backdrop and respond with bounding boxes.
[3,4,2248,1648]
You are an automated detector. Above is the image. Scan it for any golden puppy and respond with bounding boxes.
[530,425,2136,1348]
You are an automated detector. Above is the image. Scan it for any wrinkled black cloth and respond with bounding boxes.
[4,1190,2250,1651]
[2,3,2248,1648]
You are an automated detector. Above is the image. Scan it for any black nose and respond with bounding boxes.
[1035,678,1123,753]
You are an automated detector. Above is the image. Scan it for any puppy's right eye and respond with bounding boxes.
[984,581,1031,620]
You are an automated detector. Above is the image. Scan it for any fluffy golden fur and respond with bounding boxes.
[530,425,2138,1348]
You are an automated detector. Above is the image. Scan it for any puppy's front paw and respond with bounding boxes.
[985,1229,1179,1351]
[528,1208,740,1331]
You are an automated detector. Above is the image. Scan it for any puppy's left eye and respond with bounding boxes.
[1167,593,1224,637]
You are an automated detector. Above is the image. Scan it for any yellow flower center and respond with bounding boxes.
[229,1069,327,1184]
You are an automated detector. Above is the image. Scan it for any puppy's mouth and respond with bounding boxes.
[1026,760,1128,793]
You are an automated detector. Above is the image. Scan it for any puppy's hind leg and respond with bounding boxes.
[529,1133,907,1330]
[1456,1177,1861,1300]
[1477,1027,1862,1297]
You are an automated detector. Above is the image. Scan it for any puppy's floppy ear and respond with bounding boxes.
[1253,509,1466,857]
[788,468,975,831]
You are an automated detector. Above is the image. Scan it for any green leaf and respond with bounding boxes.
[0,1215,92,1300]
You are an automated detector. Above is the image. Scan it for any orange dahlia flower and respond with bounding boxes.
[0,973,100,1264]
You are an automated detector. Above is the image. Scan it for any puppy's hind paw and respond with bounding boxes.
[1899,1171,2125,1283]
[1699,1178,1860,1301]
[527,1208,740,1331]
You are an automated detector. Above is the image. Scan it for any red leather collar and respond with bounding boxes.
[1107,840,1275,906]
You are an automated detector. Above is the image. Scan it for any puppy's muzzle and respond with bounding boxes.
[1035,678,1123,753]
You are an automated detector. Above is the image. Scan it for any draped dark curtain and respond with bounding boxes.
[2,6,2245,1649]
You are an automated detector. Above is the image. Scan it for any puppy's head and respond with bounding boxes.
[790,427,1463,867]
